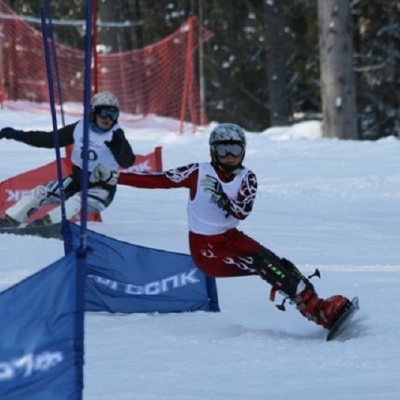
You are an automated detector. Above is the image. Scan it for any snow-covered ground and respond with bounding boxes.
[0,105,399,399]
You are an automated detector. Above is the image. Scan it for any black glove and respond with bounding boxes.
[105,128,125,158]
[201,175,229,209]
[0,127,24,141]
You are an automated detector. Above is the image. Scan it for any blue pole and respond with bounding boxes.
[43,0,66,127]
[72,2,94,395]
[79,0,93,252]
[41,5,84,397]
[40,7,67,248]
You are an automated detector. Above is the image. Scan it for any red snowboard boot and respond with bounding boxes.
[292,286,351,329]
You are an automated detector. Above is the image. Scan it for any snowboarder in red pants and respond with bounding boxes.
[118,123,350,329]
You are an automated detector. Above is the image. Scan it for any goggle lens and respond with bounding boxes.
[96,106,119,121]
[214,143,244,158]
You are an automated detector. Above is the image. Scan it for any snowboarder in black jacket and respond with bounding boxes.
[0,91,135,227]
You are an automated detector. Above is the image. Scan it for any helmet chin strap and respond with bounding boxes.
[219,163,243,175]
[211,155,244,175]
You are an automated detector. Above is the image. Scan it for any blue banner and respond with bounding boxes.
[64,221,220,314]
[0,252,84,400]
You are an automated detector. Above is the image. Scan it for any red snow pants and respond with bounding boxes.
[189,228,264,277]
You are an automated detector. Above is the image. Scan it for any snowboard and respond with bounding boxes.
[326,296,359,341]
[0,223,63,240]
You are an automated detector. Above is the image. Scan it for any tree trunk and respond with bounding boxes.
[264,0,291,126]
[98,0,133,53]
[318,0,358,139]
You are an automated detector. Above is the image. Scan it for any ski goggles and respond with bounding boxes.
[95,106,119,121]
[214,143,244,158]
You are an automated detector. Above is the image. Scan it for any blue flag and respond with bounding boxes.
[64,221,220,314]
[0,252,84,400]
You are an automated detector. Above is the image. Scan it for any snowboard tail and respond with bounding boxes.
[326,296,359,341]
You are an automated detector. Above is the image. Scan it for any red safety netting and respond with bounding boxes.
[0,2,213,131]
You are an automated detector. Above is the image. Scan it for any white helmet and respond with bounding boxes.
[91,91,119,109]
[209,123,246,149]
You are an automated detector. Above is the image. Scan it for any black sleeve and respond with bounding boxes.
[18,123,77,148]
[116,138,135,168]
[105,128,135,168]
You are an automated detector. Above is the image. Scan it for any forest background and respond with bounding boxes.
[3,0,400,140]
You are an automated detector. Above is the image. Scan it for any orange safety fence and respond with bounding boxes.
[0,2,213,131]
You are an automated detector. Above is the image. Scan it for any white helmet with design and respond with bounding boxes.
[91,91,120,109]
[209,123,246,148]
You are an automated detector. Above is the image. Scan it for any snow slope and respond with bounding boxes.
[0,106,399,399]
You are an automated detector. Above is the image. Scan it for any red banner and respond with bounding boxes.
[0,147,162,222]
[120,146,163,173]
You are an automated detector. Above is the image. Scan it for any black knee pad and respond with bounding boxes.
[252,250,301,297]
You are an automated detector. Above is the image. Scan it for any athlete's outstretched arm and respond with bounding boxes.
[118,163,199,191]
